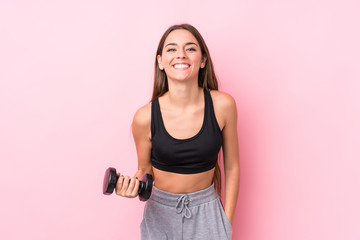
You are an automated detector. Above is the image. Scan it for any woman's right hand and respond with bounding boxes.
[115,174,140,198]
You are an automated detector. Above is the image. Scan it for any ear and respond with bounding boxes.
[157,55,164,70]
[200,56,207,69]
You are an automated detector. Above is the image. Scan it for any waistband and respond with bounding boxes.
[150,183,219,219]
[150,183,218,207]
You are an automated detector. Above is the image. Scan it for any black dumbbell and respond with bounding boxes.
[103,167,153,201]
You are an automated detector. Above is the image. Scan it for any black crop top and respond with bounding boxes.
[150,88,223,174]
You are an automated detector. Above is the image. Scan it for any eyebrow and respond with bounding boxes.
[165,42,198,48]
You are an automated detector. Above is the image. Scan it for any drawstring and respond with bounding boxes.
[175,194,192,219]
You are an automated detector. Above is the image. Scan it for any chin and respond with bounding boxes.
[169,74,198,83]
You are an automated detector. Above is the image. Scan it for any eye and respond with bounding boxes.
[167,48,176,52]
[186,48,196,51]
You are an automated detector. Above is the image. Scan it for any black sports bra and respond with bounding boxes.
[150,88,223,174]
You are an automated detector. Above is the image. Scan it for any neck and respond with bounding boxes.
[166,80,203,108]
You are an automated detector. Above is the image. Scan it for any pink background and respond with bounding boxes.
[1,0,359,239]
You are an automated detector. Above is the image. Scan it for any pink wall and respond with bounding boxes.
[1,0,359,239]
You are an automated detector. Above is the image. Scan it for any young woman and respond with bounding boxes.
[116,23,240,240]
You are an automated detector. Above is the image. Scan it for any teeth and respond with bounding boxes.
[174,64,190,69]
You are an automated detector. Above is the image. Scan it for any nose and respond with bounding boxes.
[176,48,187,59]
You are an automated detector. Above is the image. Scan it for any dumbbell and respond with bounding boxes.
[103,167,153,201]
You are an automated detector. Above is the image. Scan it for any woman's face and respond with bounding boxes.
[157,29,206,83]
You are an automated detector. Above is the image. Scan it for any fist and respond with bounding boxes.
[115,174,140,198]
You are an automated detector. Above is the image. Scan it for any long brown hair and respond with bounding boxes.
[151,23,222,196]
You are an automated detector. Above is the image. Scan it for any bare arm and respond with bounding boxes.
[221,94,240,224]
[115,103,153,198]
[132,103,153,178]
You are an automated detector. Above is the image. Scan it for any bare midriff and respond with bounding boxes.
[152,167,215,193]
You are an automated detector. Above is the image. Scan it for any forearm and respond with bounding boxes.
[224,164,240,224]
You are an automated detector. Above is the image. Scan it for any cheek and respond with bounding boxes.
[161,52,174,61]
[162,57,174,68]
[192,54,203,64]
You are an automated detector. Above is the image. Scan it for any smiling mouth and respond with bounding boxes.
[173,63,190,69]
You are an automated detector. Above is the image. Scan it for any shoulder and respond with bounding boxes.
[209,90,237,112]
[132,102,152,130]
[209,90,237,128]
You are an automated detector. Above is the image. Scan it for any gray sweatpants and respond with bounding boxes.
[140,183,232,240]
